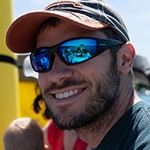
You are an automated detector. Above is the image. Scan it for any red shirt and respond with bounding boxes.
[47,121,88,150]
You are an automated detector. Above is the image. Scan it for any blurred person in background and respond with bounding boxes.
[133,55,150,102]
[3,117,48,150]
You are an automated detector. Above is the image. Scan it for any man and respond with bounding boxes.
[6,0,150,149]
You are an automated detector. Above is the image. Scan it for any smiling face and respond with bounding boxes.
[37,19,120,130]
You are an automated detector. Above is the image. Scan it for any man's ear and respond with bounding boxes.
[118,42,135,74]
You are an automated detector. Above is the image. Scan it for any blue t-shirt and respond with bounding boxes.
[93,101,150,150]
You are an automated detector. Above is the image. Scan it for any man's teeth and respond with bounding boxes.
[55,90,78,99]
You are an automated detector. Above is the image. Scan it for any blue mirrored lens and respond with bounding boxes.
[59,39,97,64]
[31,49,50,72]
[31,39,98,72]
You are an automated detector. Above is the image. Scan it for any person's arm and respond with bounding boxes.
[43,121,52,150]
[44,144,50,150]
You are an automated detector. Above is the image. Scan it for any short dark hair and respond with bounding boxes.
[36,17,60,36]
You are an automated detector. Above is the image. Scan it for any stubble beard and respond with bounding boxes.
[43,60,120,131]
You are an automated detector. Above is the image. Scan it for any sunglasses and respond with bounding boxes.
[30,37,123,72]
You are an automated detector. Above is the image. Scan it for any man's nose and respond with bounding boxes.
[47,54,73,84]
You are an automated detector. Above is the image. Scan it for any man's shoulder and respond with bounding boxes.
[93,101,150,150]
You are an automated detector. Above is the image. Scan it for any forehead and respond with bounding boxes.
[36,19,107,48]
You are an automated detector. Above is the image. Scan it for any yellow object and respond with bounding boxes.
[0,1,48,149]
[19,81,48,127]
[0,0,20,149]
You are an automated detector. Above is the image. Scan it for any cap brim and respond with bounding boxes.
[6,10,108,53]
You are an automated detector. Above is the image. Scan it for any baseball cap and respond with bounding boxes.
[6,0,129,53]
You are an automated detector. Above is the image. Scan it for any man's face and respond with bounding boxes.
[37,20,120,130]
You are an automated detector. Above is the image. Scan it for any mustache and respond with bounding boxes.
[44,78,87,96]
